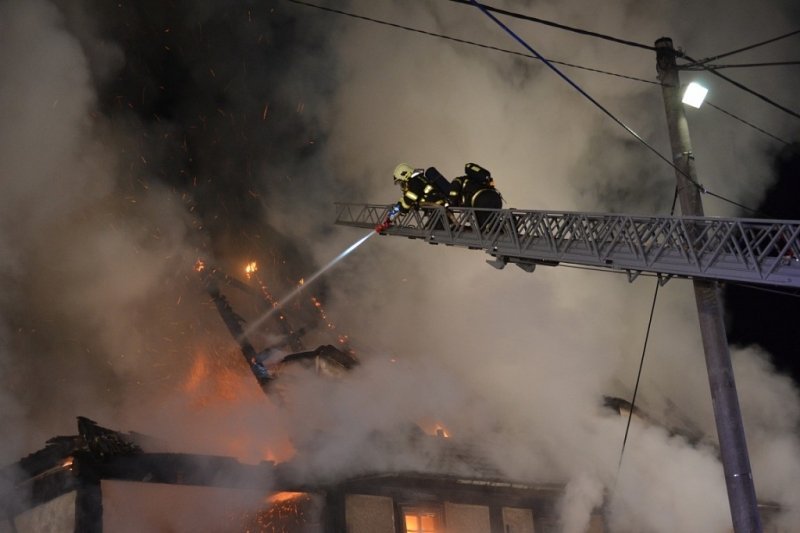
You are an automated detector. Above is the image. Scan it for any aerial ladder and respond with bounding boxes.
[334,203,800,289]
[336,201,800,532]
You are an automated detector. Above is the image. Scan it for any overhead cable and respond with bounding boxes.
[726,282,800,299]
[442,0,797,144]
[464,1,758,212]
[445,0,656,51]
[680,29,800,67]
[289,0,775,215]
[706,101,790,145]
[285,0,656,84]
[699,61,800,70]
[618,276,661,474]
[680,52,800,121]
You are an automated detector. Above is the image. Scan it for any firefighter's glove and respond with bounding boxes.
[375,218,392,233]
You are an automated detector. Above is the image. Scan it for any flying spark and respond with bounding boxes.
[240,231,375,340]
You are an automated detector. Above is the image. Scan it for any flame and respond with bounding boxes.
[179,349,297,464]
[268,492,304,504]
[244,261,258,279]
[243,491,312,531]
[181,349,263,406]
[183,353,209,393]
[61,457,74,469]
[418,419,452,438]
[194,259,206,272]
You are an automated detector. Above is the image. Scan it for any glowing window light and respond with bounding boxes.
[404,508,440,532]
[682,81,708,108]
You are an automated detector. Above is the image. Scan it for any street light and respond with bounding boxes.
[682,81,708,108]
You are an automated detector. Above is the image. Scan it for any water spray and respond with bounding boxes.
[239,230,376,340]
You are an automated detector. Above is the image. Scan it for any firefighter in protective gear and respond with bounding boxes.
[378,163,450,232]
[448,162,502,227]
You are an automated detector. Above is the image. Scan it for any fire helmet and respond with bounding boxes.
[393,163,415,184]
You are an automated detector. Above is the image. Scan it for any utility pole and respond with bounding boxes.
[655,37,762,533]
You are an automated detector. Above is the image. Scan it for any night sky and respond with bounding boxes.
[725,144,800,384]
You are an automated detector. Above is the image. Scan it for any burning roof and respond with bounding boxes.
[195,260,358,398]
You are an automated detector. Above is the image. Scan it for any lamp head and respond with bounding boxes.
[682,81,708,108]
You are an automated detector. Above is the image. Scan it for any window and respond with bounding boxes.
[403,507,441,533]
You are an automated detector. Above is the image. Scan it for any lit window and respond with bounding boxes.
[403,507,440,533]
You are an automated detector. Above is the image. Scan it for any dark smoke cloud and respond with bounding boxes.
[0,0,341,453]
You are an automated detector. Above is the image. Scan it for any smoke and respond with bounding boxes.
[1,0,799,531]
[559,473,605,533]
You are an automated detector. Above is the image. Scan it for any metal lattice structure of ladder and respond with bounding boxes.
[334,203,800,288]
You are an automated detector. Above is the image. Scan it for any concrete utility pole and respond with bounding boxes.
[655,37,763,533]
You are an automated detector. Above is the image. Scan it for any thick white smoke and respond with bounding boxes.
[314,0,800,530]
[1,0,799,531]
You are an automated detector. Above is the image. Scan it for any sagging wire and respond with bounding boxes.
[466,0,769,217]
[285,0,657,84]
[616,189,677,474]
[617,274,662,475]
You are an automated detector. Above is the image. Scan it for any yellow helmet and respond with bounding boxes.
[393,163,415,184]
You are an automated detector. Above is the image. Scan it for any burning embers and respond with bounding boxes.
[242,492,323,532]
[191,258,358,400]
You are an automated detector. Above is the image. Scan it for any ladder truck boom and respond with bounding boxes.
[334,203,800,289]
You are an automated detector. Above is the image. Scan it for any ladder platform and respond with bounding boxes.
[335,203,800,288]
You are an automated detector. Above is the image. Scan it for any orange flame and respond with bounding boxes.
[183,354,209,393]
[268,492,305,504]
[244,261,258,279]
[179,349,298,464]
[417,419,452,438]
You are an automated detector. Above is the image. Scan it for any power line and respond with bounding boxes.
[285,0,657,84]
[706,101,790,145]
[445,0,800,126]
[289,0,780,215]
[465,0,767,216]
[618,276,661,474]
[445,0,656,52]
[444,0,794,145]
[288,0,789,149]
[726,281,800,299]
[699,61,800,70]
[680,52,800,121]
[444,0,798,143]
[680,29,800,67]
[463,2,669,171]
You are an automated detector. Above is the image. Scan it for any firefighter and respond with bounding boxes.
[448,162,502,227]
[378,163,450,231]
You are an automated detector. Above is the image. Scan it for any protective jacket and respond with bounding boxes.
[396,167,450,213]
[448,163,502,226]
